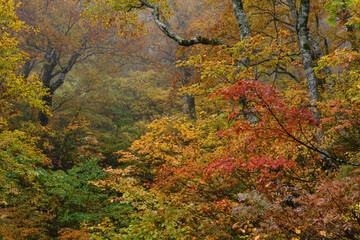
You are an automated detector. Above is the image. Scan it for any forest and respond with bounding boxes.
[0,0,360,239]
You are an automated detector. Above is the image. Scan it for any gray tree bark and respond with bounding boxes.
[287,0,320,120]
[231,0,250,41]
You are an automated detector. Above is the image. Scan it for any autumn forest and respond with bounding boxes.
[1,0,360,239]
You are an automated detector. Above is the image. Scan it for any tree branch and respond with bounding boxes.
[139,0,229,47]
[254,87,360,167]
[127,3,145,12]
[50,52,80,93]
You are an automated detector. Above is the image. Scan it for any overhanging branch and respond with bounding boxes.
[139,0,229,47]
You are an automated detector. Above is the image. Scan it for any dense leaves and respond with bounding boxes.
[1,0,360,239]
[0,0,47,115]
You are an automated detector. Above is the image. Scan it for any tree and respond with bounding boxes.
[0,0,47,117]
[16,0,121,126]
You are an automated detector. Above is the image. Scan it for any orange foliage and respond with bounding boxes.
[58,228,91,240]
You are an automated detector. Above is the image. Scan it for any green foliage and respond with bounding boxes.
[52,68,180,164]
[326,0,360,27]
[0,124,52,239]
[37,157,133,232]
[33,117,105,169]
[0,125,50,204]
[0,155,134,239]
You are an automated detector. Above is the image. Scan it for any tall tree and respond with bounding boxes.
[16,0,119,125]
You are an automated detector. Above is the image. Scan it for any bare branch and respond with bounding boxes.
[139,0,229,47]
[127,3,145,12]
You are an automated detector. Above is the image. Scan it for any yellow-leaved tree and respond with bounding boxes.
[0,2,52,239]
[0,0,46,116]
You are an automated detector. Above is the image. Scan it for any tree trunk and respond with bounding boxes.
[232,0,260,123]
[231,0,251,41]
[288,0,320,120]
[38,50,79,126]
[39,94,52,126]
[38,48,57,126]
[187,94,196,120]
[20,59,35,79]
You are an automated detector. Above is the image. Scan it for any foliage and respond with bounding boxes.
[0,126,52,240]
[0,0,47,115]
[76,0,360,238]
[0,3,50,238]
[58,228,91,240]
[52,68,179,165]
[37,157,134,234]
[0,154,134,239]
[1,0,360,239]
[326,0,360,27]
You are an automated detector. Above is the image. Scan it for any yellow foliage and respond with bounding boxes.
[0,0,47,115]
